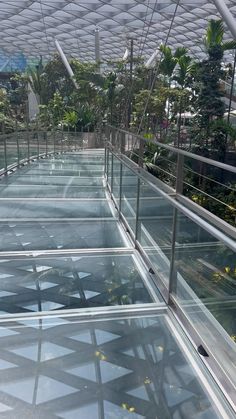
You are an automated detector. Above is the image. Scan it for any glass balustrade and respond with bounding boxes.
[0,131,234,416]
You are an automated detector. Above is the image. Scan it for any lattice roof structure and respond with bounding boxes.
[0,0,236,65]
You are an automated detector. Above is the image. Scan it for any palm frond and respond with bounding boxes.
[174,55,192,86]
[174,47,188,59]
[159,45,177,77]
[204,19,224,49]
[187,61,199,77]
[222,40,236,51]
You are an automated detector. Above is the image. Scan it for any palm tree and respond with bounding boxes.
[28,57,48,105]
[159,45,188,82]
[174,55,192,147]
[204,19,236,58]
[159,45,189,137]
[106,72,117,125]
[194,19,236,160]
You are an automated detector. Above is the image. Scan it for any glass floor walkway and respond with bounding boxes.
[0,150,232,418]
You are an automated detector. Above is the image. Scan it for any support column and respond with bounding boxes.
[55,39,78,89]
[227,50,236,125]
[212,0,236,39]
[127,38,134,128]
[95,27,101,73]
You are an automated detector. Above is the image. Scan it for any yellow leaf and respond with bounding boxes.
[129,407,135,413]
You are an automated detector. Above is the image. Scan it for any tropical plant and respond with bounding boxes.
[133,86,169,137]
[159,45,188,82]
[63,110,78,129]
[158,46,190,138]
[28,58,48,105]
[106,72,118,124]
[0,88,11,115]
[191,19,236,160]
[39,91,65,127]
[203,19,236,55]
[173,55,192,146]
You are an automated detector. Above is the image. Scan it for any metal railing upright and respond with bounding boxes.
[104,124,236,410]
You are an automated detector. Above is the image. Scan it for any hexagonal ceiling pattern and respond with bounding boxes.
[0,0,236,63]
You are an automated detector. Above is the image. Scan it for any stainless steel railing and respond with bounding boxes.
[0,127,103,176]
[104,126,236,409]
[104,125,236,229]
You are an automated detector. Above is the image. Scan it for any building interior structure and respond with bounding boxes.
[0,1,235,418]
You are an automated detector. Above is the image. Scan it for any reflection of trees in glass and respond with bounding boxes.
[104,259,149,305]
[174,239,236,339]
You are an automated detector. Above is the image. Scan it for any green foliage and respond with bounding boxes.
[210,119,236,160]
[28,58,48,105]
[0,89,11,114]
[190,19,236,160]
[173,55,192,88]
[143,142,176,186]
[133,87,167,134]
[105,72,118,124]
[77,104,96,131]
[159,45,187,80]
[188,185,236,227]
[9,73,29,110]
[204,20,236,53]
[63,110,78,128]
[42,54,74,103]
[0,113,15,133]
[39,92,65,126]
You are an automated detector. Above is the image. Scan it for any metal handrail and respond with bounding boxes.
[0,152,57,177]
[107,144,236,249]
[107,125,236,174]
[106,125,236,229]
[105,139,236,410]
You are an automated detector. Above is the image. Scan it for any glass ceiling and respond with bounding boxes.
[0,0,236,64]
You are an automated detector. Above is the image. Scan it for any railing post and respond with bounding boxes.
[104,146,107,178]
[176,153,184,194]
[135,178,141,242]
[105,125,110,144]
[109,126,112,144]
[104,125,109,144]
[3,123,7,171]
[26,120,30,162]
[111,153,114,194]
[119,162,123,216]
[45,130,48,156]
[168,208,178,304]
[15,121,20,166]
[111,127,116,149]
[4,138,7,171]
[53,126,56,154]
[106,148,109,186]
[74,125,77,150]
[61,126,64,153]
[120,131,125,154]
[138,136,144,168]
[36,121,40,158]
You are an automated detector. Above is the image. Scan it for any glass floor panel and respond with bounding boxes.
[0,200,114,219]
[0,175,104,186]
[0,151,233,416]
[22,160,104,166]
[0,220,129,251]
[24,162,104,169]
[19,169,104,177]
[50,157,104,164]
[0,185,106,198]
[0,252,161,315]
[0,312,231,418]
